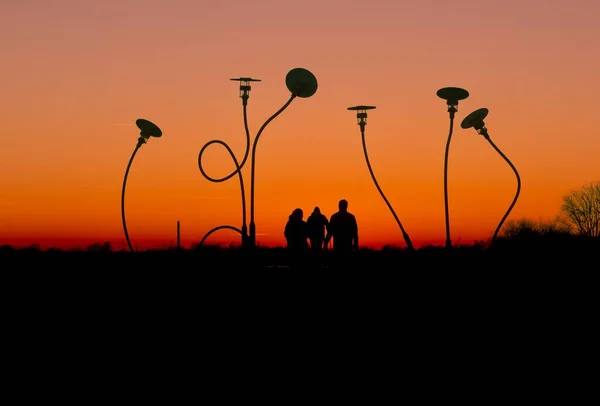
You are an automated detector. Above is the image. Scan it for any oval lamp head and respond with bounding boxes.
[136,118,162,138]
[286,68,318,98]
[436,87,469,103]
[348,105,376,111]
[461,108,489,129]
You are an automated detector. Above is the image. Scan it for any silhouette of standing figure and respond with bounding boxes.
[324,199,359,255]
[284,208,308,254]
[306,206,329,252]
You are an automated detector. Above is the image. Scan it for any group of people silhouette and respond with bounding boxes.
[284,199,359,258]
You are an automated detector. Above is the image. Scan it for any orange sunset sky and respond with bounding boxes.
[1,0,599,250]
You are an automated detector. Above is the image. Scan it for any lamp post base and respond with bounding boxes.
[248,222,256,248]
[241,225,249,249]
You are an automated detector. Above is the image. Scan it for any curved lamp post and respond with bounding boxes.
[437,87,469,249]
[347,105,414,251]
[197,68,318,248]
[461,108,521,243]
[121,118,163,252]
[197,77,260,248]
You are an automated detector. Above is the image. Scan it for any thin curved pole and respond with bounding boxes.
[199,225,244,247]
[197,103,251,241]
[121,139,144,252]
[198,140,247,227]
[198,103,251,182]
[249,94,297,245]
[485,136,521,243]
[360,127,415,251]
[443,114,455,248]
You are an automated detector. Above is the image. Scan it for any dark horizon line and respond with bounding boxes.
[2,232,598,254]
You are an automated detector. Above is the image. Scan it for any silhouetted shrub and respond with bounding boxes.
[381,245,401,251]
[86,241,112,252]
[502,217,571,239]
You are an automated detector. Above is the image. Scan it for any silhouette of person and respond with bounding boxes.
[324,199,359,255]
[306,206,329,252]
[284,208,308,255]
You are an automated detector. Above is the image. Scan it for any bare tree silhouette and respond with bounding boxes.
[561,181,600,237]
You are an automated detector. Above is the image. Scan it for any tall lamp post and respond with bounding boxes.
[197,77,260,248]
[121,118,163,252]
[461,108,521,243]
[436,87,469,249]
[197,68,318,248]
[347,106,414,251]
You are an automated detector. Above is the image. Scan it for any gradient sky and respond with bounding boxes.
[1,0,599,250]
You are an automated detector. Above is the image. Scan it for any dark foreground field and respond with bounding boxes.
[3,236,597,293]
[2,238,596,364]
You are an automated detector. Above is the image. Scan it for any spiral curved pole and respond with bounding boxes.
[121,137,146,252]
[199,225,244,247]
[198,140,247,239]
[443,113,455,249]
[197,102,251,246]
[484,135,521,243]
[198,103,251,182]
[248,94,297,247]
[360,125,415,251]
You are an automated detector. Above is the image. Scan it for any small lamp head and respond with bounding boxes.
[230,77,261,101]
[461,108,490,137]
[136,119,162,139]
[348,105,376,127]
[437,87,469,114]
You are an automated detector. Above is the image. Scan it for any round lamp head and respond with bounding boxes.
[348,105,376,111]
[461,108,489,129]
[436,87,469,104]
[136,118,162,138]
[285,68,318,98]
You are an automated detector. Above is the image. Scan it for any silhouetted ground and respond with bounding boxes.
[3,234,597,292]
[3,236,596,359]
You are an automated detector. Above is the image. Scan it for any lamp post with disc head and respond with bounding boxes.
[197,68,318,249]
[436,87,469,249]
[347,105,415,251]
[461,107,521,244]
[121,118,163,252]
